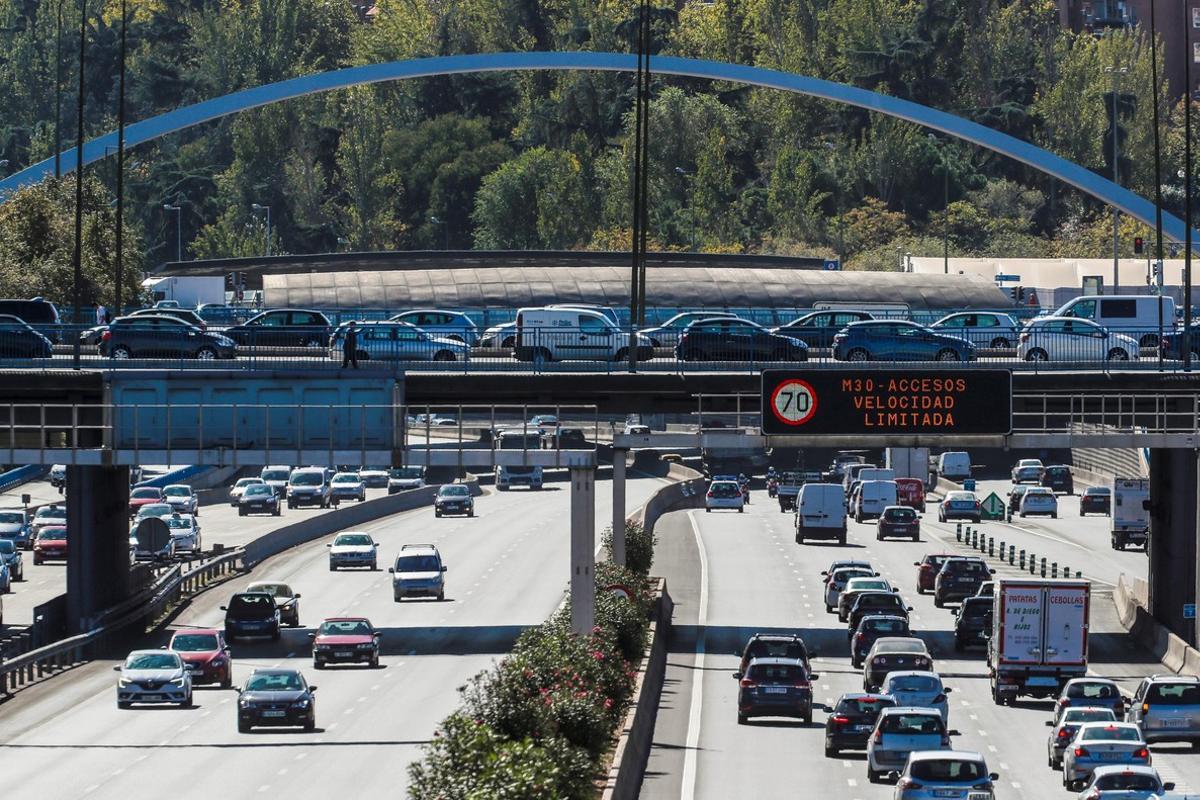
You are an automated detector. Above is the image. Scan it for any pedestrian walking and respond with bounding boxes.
[342,321,359,369]
[94,302,108,326]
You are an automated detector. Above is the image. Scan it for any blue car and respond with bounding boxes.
[832,321,974,362]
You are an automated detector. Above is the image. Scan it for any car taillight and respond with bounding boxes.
[793,681,810,689]
[1058,698,1069,707]
[1074,746,1089,757]
[1086,790,1102,800]
[706,491,714,497]
[855,633,865,641]
[101,330,111,341]
[1057,727,1072,739]
[1135,747,1149,759]
[932,693,946,703]
[1020,332,1029,342]
[830,715,850,725]
[974,501,981,510]
[897,778,922,790]
[739,678,757,688]
[873,730,883,744]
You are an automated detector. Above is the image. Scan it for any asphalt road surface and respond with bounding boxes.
[642,489,1185,800]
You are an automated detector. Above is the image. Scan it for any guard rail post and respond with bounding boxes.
[1019,549,1026,569]
[1040,557,1047,577]
[956,522,962,541]
[1051,562,1058,578]
[988,537,994,557]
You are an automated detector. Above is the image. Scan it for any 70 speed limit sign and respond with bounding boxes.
[769,379,818,427]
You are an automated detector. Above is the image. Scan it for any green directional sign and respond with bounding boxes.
[980,492,1006,520]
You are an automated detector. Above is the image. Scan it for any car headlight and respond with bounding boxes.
[238,698,251,708]
[118,677,133,688]
[170,676,187,687]
[210,657,226,667]
[292,699,310,709]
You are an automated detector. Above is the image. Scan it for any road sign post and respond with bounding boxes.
[1185,603,1196,620]
[980,492,1006,520]
[823,259,841,271]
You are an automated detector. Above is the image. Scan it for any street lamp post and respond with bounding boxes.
[163,204,182,263]
[54,0,63,179]
[114,0,128,315]
[1105,64,1129,294]
[251,203,271,256]
[430,216,449,250]
[674,166,696,251]
[1185,6,1195,373]
[928,134,949,274]
[71,0,87,371]
[824,142,846,267]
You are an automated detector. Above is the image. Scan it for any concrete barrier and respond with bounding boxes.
[1116,573,1185,675]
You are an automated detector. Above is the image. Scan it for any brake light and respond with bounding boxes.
[974,501,981,510]
[874,730,883,744]
[932,693,946,704]
[793,681,810,689]
[861,697,877,703]
[739,678,757,688]
[1058,698,1069,707]
[101,330,111,342]
[830,715,851,724]
[1020,332,1029,342]
[1086,790,1101,800]
[1057,727,1072,739]
[706,491,714,498]
[1135,747,1149,759]
[855,633,865,642]
[897,778,922,790]
[1074,746,1089,757]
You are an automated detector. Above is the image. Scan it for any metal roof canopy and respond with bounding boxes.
[613,431,1200,449]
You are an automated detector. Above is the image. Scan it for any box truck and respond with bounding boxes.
[1111,478,1150,551]
[885,447,930,482]
[988,579,1090,705]
[141,276,225,308]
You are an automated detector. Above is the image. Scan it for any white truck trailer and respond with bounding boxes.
[988,578,1090,705]
[141,276,225,308]
[1111,478,1150,551]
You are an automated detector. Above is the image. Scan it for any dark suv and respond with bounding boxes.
[847,592,912,635]
[733,657,818,725]
[953,596,993,650]
[99,315,236,360]
[737,633,811,674]
[224,309,333,348]
[221,592,281,641]
[0,315,52,358]
[824,693,897,756]
[851,614,911,668]
[934,558,994,608]
[1041,465,1074,495]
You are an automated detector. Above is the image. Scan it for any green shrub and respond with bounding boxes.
[602,519,657,576]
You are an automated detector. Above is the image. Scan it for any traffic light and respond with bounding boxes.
[226,272,236,290]
[1134,236,1144,255]
[1009,286,1025,303]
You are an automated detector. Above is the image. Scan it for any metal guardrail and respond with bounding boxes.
[0,548,243,696]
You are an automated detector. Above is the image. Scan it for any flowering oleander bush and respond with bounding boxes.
[602,520,656,577]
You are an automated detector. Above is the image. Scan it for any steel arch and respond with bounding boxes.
[1,51,1193,244]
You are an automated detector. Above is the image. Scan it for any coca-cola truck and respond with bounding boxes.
[988,579,1090,705]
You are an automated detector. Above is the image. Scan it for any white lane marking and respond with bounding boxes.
[680,511,709,800]
[277,768,288,776]
[846,779,858,787]
[842,760,852,769]
[987,745,997,753]
[294,753,306,761]
[1011,782,1021,790]
[999,763,1009,771]
[258,786,271,793]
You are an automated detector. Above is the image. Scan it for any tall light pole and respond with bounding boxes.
[163,204,182,263]
[1149,0,1165,370]
[674,166,696,251]
[430,215,449,250]
[1184,4,1195,373]
[251,203,271,256]
[71,0,87,371]
[54,0,63,179]
[1105,63,1128,293]
[114,0,127,314]
[928,133,949,274]
[824,141,846,268]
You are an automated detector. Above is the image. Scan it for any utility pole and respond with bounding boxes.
[71,0,87,371]
[1149,0,1165,370]
[114,0,127,315]
[54,1,63,179]
[1106,62,1128,294]
[1184,5,1195,372]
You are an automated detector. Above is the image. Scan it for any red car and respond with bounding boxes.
[309,617,380,669]
[914,553,952,594]
[895,477,926,512]
[32,526,67,564]
[169,628,233,688]
[128,486,164,518]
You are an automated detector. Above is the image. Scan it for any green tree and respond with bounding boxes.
[472,146,589,249]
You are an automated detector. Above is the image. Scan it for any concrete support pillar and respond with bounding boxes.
[611,449,627,566]
[1147,450,1197,644]
[66,465,132,633]
[570,466,596,636]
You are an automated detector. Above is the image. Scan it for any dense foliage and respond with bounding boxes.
[0,0,1194,301]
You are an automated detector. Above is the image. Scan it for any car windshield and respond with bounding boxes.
[335,534,372,546]
[1095,774,1160,790]
[172,634,219,652]
[881,713,944,734]
[909,759,986,783]
[847,579,890,592]
[946,561,989,575]
[747,639,805,660]
[878,640,925,654]
[1046,467,1069,477]
[0,540,15,554]
[837,697,894,716]
[291,472,323,486]
[245,672,304,692]
[709,482,741,498]
[236,479,263,488]
[38,528,65,540]
[1068,682,1118,699]
[888,675,939,693]
[946,492,975,502]
[332,474,359,483]
[1065,708,1116,723]
[125,653,181,670]
[1081,726,1143,742]
[883,508,917,521]
[138,504,173,517]
[962,600,991,618]
[747,663,804,681]
[865,618,908,634]
[1146,683,1200,704]
[391,468,423,479]
[228,594,273,614]
[0,511,23,524]
[439,485,470,497]
[858,594,900,608]
[262,470,290,481]
[165,517,193,529]
[319,620,372,636]
[245,486,272,497]
[130,488,160,499]
[833,569,873,583]
[164,487,189,497]
[248,583,292,598]
[396,555,440,572]
[1086,488,1110,496]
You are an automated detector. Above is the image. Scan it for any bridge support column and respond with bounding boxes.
[570,466,596,635]
[611,449,627,566]
[66,465,131,633]
[1148,450,1197,645]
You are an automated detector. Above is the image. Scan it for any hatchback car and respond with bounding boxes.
[914,554,952,594]
[1126,675,1200,744]
[1081,487,1112,516]
[772,309,875,348]
[639,311,738,347]
[1062,722,1151,791]
[848,592,912,634]
[705,479,745,513]
[851,614,911,668]
[938,491,981,523]
[838,577,896,622]
[0,507,31,549]
[675,317,808,362]
[330,472,367,503]
[99,315,236,360]
[169,628,233,689]
[953,596,993,651]
[934,558,994,608]
[863,638,933,693]
[161,484,199,515]
[1057,678,1126,718]
[0,539,23,582]
[825,566,877,613]
[733,657,817,725]
[1007,484,1029,515]
[882,671,952,723]
[239,483,281,516]
[866,707,950,783]
[128,486,164,517]
[737,633,811,675]
[32,526,67,564]
[1075,765,1174,799]
[310,617,381,669]
[115,649,193,708]
[330,320,469,362]
[1020,317,1141,363]
[222,592,281,641]
[224,309,332,348]
[434,484,474,517]
[0,314,53,357]
[327,532,379,570]
[1042,464,1075,495]
[1046,706,1118,770]
[877,505,919,541]
[245,581,301,627]
[1011,458,1045,484]
[824,693,897,757]
[236,668,317,733]
[892,750,998,800]
[163,513,202,553]
[390,544,446,601]
[930,310,1021,348]
[388,309,479,345]
[833,320,975,363]
[1019,486,1059,518]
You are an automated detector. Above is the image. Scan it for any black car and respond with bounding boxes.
[1041,465,1074,495]
[238,484,281,516]
[876,506,919,541]
[224,309,332,348]
[675,318,808,362]
[773,310,875,349]
[0,315,52,358]
[98,315,237,360]
[1007,485,1028,515]
[222,592,281,641]
[734,657,818,725]
[954,596,993,651]
[237,668,316,732]
[0,297,61,342]
[933,558,994,608]
[851,614,911,668]
[847,592,912,635]
[550,427,590,449]
[737,632,811,674]
[824,693,897,756]
[1161,324,1200,361]
[1080,486,1111,516]
[434,484,474,517]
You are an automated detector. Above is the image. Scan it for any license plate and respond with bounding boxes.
[263,710,287,718]
[1099,752,1125,760]
[763,687,787,694]
[334,651,352,658]
[1162,718,1188,728]
[1027,677,1058,687]
[140,694,161,700]
[969,794,992,800]
[934,791,962,798]
[852,724,871,732]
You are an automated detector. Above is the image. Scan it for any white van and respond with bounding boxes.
[795,483,847,545]
[495,430,544,490]
[514,307,653,363]
[843,462,878,493]
[1049,295,1176,347]
[853,480,898,523]
[937,452,971,481]
[857,468,896,484]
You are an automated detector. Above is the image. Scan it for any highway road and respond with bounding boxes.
[0,473,664,800]
[642,490,1186,800]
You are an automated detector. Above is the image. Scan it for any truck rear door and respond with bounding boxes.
[1043,583,1089,666]
[996,582,1045,665]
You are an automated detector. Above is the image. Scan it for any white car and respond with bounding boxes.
[229,477,265,505]
[1019,317,1141,363]
[823,566,876,613]
[1075,765,1174,799]
[330,472,367,503]
[1019,486,1059,518]
[388,467,426,494]
[115,649,193,708]
[893,750,997,799]
[866,706,949,783]
[882,671,952,723]
[1011,458,1045,484]
[31,504,66,537]
[162,484,199,515]
[327,531,379,571]
[1062,722,1151,791]
[164,513,201,553]
[705,480,744,513]
[623,423,651,435]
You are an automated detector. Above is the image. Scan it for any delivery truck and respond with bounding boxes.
[885,447,930,483]
[1111,478,1150,551]
[988,579,1090,705]
[141,276,225,308]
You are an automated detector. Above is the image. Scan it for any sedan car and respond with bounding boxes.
[848,592,912,633]
[224,309,332,349]
[914,554,952,594]
[222,591,281,641]
[876,505,919,541]
[245,581,301,627]
[930,310,1021,348]
[115,649,193,708]
[832,320,975,363]
[866,707,950,783]
[99,315,236,360]
[882,671,952,723]
[238,484,281,516]
[0,508,31,550]
[705,479,745,512]
[169,628,233,689]
[0,539,23,582]
[327,532,379,571]
[1081,487,1112,516]
[639,311,738,348]
[357,467,389,488]
[1046,706,1118,770]
[330,472,367,503]
[128,486,164,517]
[862,638,933,693]
[133,502,176,524]
[934,558,994,608]
[1020,317,1141,363]
[953,596,993,651]
[478,320,518,349]
[162,484,199,515]
[675,318,808,362]
[733,657,817,725]
[309,617,381,669]
[229,477,266,505]
[1042,464,1075,495]
[938,491,980,523]
[32,526,67,564]
[1062,722,1151,791]
[1011,458,1045,484]
[237,668,317,733]
[838,577,896,622]
[772,309,875,348]
[330,320,469,362]
[0,314,53,358]
[824,693,897,757]
[1074,765,1174,799]
[1019,486,1059,518]
[851,614,911,668]
[892,750,998,800]
[387,309,479,345]
[434,484,474,517]
[825,566,877,614]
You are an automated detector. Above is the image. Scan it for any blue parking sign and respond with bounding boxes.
[823,259,841,271]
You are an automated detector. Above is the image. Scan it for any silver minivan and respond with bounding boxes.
[1126,674,1200,744]
[930,311,1022,349]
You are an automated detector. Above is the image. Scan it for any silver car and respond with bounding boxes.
[332,320,470,362]
[1019,486,1058,518]
[882,671,952,724]
[824,566,876,613]
[891,750,997,799]
[867,706,949,783]
[162,484,199,515]
[930,311,1022,349]
[1126,674,1200,745]
[327,531,379,571]
[1046,705,1116,770]
[1061,721,1150,791]
[0,508,31,549]
[114,649,193,708]
[1074,764,1174,799]
[330,472,367,502]
[387,310,479,345]
[164,513,201,553]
